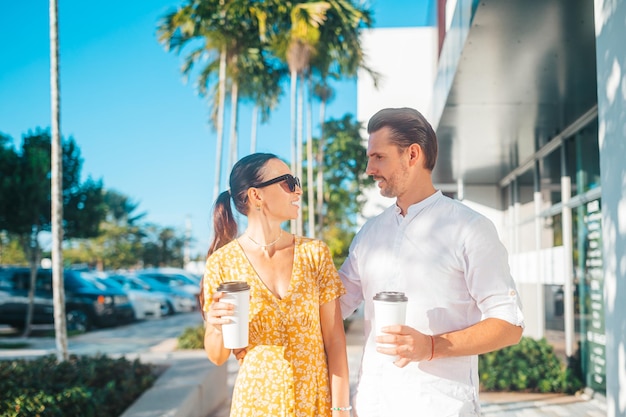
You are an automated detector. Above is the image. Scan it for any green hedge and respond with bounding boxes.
[177,324,205,350]
[177,318,353,350]
[179,327,584,395]
[0,355,157,417]
[479,336,584,394]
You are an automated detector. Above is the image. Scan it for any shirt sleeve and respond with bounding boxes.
[463,216,525,328]
[202,252,224,314]
[315,240,346,306]
[338,234,365,319]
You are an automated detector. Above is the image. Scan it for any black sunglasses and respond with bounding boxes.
[252,174,301,192]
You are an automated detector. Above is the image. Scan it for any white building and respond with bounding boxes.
[356,1,626,414]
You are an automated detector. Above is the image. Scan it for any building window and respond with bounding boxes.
[572,119,600,196]
[540,149,562,207]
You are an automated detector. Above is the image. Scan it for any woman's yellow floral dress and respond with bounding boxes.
[203,236,346,417]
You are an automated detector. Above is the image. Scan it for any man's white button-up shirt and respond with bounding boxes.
[339,191,524,417]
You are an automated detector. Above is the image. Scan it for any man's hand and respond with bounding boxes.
[375,325,433,368]
[233,348,247,365]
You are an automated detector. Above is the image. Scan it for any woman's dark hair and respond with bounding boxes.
[367,107,438,171]
[200,153,278,312]
[207,152,278,256]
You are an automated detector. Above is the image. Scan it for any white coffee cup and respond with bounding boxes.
[373,291,408,360]
[217,281,250,349]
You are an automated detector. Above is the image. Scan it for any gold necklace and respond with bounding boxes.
[246,229,283,248]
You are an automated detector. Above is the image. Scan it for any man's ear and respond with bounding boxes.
[407,143,422,167]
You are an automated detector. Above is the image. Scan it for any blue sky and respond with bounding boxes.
[0,0,435,258]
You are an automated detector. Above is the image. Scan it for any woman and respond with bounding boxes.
[201,153,351,417]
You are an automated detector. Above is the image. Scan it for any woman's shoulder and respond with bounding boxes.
[295,235,327,247]
[294,235,332,256]
[206,239,241,263]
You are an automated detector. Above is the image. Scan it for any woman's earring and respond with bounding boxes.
[255,204,261,211]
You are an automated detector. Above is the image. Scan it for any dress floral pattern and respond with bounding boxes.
[203,236,345,417]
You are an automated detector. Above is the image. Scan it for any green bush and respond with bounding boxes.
[176,319,354,350]
[479,336,584,394]
[177,324,205,350]
[0,354,157,417]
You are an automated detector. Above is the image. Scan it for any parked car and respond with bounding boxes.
[81,272,167,320]
[108,272,196,315]
[0,267,135,332]
[136,268,201,300]
[136,268,202,311]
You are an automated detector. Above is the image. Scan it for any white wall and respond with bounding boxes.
[357,27,439,221]
[357,27,438,126]
[595,0,626,413]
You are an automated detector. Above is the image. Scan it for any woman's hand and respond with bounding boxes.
[206,291,249,364]
[205,291,235,330]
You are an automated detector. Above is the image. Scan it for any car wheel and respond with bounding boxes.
[66,309,90,333]
[161,301,174,316]
[133,308,145,321]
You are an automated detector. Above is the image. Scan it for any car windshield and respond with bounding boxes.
[140,270,198,286]
[101,278,124,290]
[74,272,109,291]
[139,274,184,287]
[135,276,172,292]
[167,274,197,285]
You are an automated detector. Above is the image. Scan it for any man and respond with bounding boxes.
[339,108,524,416]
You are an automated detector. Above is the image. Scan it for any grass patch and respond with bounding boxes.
[0,342,31,349]
[0,342,30,349]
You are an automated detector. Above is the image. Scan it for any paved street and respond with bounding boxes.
[0,311,204,359]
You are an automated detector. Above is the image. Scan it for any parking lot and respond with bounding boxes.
[0,266,201,334]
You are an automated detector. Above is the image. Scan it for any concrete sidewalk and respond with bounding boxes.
[120,347,228,417]
[480,391,606,416]
[347,318,607,417]
[207,316,607,417]
[1,319,607,417]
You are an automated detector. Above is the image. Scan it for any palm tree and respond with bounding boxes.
[223,2,287,168]
[237,48,285,153]
[158,0,375,232]
[49,0,68,361]
[158,1,229,201]
[158,0,251,199]
[308,0,378,235]
[313,82,334,235]
[276,1,331,235]
[158,1,285,198]
[272,0,377,237]
[314,114,372,265]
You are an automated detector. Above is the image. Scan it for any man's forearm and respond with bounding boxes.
[433,318,523,359]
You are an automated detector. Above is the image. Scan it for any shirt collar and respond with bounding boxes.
[394,190,442,218]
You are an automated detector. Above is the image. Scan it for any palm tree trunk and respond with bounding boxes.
[250,106,258,153]
[316,98,326,236]
[49,0,68,362]
[305,76,315,238]
[228,81,239,170]
[213,46,227,202]
[296,72,305,236]
[289,70,298,234]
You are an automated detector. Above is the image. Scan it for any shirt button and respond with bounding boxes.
[510,290,516,296]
